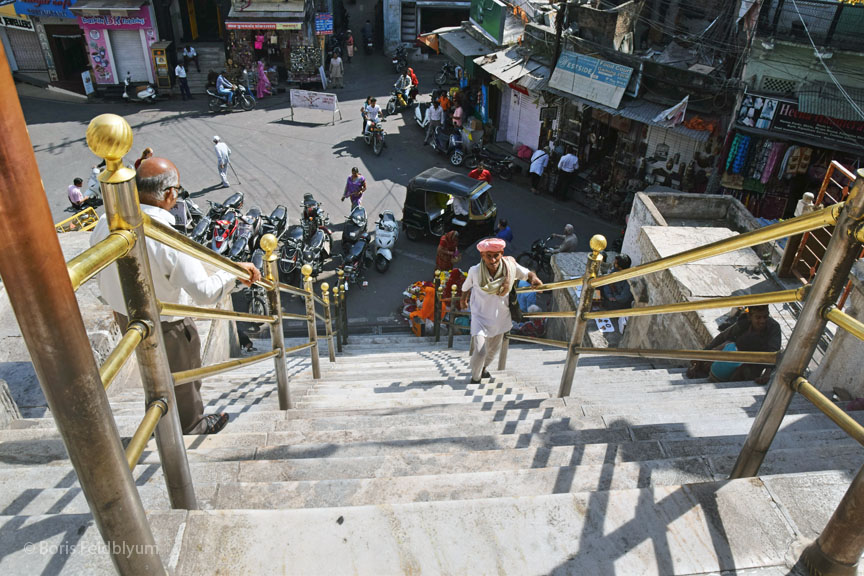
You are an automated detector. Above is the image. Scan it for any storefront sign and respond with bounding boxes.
[549,51,633,109]
[1,15,33,30]
[225,21,302,30]
[14,0,78,19]
[314,13,332,35]
[737,92,864,148]
[469,0,505,45]
[78,6,150,30]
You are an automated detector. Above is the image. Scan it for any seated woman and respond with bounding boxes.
[686,305,781,384]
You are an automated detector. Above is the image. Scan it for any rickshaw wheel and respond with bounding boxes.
[405,226,422,241]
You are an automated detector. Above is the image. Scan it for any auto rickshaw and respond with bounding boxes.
[402,167,497,247]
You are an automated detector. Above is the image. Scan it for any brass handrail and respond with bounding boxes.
[590,204,843,289]
[67,230,136,291]
[278,281,309,298]
[506,334,570,349]
[158,302,276,324]
[142,215,276,291]
[523,311,579,318]
[100,321,149,390]
[516,275,585,294]
[570,346,778,364]
[792,377,864,447]
[313,293,325,307]
[173,349,281,385]
[824,306,864,342]
[583,287,808,320]
[125,398,167,469]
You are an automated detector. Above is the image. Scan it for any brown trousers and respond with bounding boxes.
[116,314,206,434]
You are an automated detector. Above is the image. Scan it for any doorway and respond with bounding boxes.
[44,25,88,93]
[188,0,224,41]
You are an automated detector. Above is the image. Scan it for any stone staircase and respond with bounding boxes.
[1,334,863,574]
[182,43,226,95]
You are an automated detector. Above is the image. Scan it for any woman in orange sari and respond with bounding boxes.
[436,230,459,272]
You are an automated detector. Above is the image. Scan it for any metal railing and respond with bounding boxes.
[55,205,99,233]
[479,167,864,576]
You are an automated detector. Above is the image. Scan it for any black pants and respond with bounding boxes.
[556,170,575,200]
[178,77,192,100]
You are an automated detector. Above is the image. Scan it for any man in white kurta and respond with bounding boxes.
[460,238,542,383]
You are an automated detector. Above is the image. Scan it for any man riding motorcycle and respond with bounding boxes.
[364,97,382,134]
[216,70,235,105]
[395,72,413,107]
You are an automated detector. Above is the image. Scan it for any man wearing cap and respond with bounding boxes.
[459,238,542,383]
[213,136,231,188]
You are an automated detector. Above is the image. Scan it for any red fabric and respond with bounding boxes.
[517,145,533,160]
[469,168,492,183]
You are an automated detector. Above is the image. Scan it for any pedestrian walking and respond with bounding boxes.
[555,147,579,200]
[346,31,354,63]
[175,61,192,100]
[329,52,344,89]
[342,167,367,208]
[529,146,549,194]
[459,238,542,383]
[213,135,231,188]
[436,230,460,272]
[424,99,443,145]
[90,157,262,434]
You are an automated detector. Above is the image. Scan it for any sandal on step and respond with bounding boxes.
[203,413,229,435]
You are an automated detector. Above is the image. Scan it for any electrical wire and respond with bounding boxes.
[789,0,864,121]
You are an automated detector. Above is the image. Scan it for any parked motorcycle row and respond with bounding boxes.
[173,190,399,293]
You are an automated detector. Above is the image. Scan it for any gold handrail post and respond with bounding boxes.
[261,234,291,409]
[558,235,606,397]
[448,284,458,349]
[0,49,165,574]
[338,269,348,344]
[732,170,864,484]
[302,265,321,379]
[433,270,442,342]
[87,114,197,511]
[332,286,343,353]
[321,282,336,362]
[802,463,864,576]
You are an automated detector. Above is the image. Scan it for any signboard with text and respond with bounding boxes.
[469,0,505,45]
[225,21,302,30]
[0,14,32,30]
[549,51,633,109]
[78,6,150,30]
[15,0,77,19]
[737,92,864,149]
[315,12,332,35]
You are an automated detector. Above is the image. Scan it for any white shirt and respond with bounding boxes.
[183,47,197,57]
[530,149,549,176]
[462,260,530,338]
[90,204,236,321]
[558,153,579,173]
[175,64,187,78]
[214,141,231,164]
[365,104,381,123]
[427,105,443,123]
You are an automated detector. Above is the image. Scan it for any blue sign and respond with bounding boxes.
[549,51,634,109]
[15,0,78,19]
[314,12,332,36]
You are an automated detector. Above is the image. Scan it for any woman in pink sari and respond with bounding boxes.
[256,61,272,100]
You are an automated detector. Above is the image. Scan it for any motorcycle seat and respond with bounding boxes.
[482,148,511,162]
[309,229,325,249]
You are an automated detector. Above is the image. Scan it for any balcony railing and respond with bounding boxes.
[758,0,864,53]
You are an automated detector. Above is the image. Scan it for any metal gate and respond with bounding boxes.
[108,29,149,82]
[7,28,46,71]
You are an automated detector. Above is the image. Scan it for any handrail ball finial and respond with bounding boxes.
[301,264,313,279]
[259,233,278,260]
[590,234,607,258]
[86,114,133,171]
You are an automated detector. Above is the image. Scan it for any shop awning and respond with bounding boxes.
[798,82,864,122]
[70,0,144,10]
[547,87,712,142]
[438,28,492,69]
[517,64,550,93]
[473,48,542,85]
[227,1,305,19]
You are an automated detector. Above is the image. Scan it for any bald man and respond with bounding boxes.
[90,157,261,435]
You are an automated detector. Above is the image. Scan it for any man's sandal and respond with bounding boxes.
[203,413,229,435]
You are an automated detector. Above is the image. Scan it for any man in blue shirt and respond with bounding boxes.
[216,70,234,105]
[496,218,513,243]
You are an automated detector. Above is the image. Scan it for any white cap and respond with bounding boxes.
[213,135,220,142]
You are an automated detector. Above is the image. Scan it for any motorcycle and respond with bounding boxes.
[123,71,157,104]
[169,188,206,235]
[299,193,333,258]
[465,147,516,180]
[191,191,245,244]
[516,235,557,279]
[363,33,374,54]
[278,224,304,283]
[242,249,269,324]
[229,207,263,262]
[260,204,288,241]
[364,118,386,156]
[301,228,328,279]
[392,45,407,73]
[341,205,368,254]
[207,84,256,113]
[429,125,467,167]
[385,84,415,115]
[339,230,370,289]
[372,210,399,273]
[211,210,242,255]
[435,61,458,87]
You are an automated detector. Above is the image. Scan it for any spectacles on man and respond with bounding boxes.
[162,185,186,199]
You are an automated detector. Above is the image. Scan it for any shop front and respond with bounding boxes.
[719,92,864,220]
[14,0,88,89]
[0,7,45,72]
[73,1,159,85]
[224,1,311,86]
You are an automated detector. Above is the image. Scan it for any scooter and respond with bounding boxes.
[372,210,398,273]
[123,71,157,104]
[429,125,467,166]
[341,205,368,254]
[385,84,415,115]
